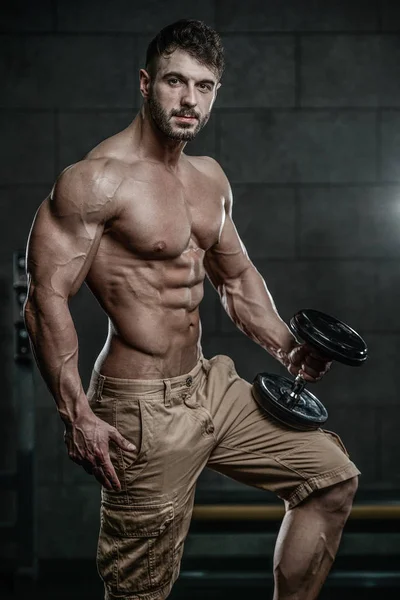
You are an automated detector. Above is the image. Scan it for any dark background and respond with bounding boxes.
[1,0,400,585]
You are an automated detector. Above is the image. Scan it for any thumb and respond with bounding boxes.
[110,428,136,451]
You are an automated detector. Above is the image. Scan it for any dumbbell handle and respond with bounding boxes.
[285,374,307,408]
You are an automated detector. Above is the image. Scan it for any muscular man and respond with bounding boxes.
[24,19,360,600]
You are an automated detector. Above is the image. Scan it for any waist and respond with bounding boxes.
[95,323,202,376]
[88,352,210,399]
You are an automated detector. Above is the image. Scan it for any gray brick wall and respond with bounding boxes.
[1,0,399,560]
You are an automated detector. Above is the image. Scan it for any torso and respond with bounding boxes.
[85,130,225,378]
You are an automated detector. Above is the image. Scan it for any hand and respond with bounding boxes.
[286,343,332,383]
[63,409,136,491]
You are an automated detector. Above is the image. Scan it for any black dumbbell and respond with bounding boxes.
[251,309,368,431]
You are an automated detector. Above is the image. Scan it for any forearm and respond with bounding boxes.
[24,290,90,424]
[220,265,296,366]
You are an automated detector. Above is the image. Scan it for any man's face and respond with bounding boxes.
[143,49,220,142]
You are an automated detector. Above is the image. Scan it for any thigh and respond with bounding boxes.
[204,355,360,507]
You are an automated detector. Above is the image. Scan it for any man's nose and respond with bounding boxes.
[180,84,197,107]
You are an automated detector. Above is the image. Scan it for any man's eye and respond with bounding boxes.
[168,78,179,85]
[199,84,211,92]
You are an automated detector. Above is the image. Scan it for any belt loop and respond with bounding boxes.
[164,379,172,408]
[96,374,105,401]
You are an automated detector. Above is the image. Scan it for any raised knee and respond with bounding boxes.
[315,476,358,517]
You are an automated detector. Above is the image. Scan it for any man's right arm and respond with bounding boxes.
[24,160,135,492]
[24,160,110,424]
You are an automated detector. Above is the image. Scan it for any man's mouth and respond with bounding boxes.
[173,115,198,122]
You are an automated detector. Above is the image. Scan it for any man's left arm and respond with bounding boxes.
[203,159,330,382]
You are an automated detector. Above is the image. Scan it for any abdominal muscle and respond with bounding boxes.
[87,244,207,380]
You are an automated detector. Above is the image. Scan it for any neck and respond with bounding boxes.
[127,105,188,170]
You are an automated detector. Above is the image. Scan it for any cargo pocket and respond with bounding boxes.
[97,500,174,595]
[320,428,350,458]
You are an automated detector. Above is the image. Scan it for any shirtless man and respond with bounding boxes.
[24,19,360,600]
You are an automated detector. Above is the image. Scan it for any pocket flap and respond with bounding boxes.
[101,501,174,538]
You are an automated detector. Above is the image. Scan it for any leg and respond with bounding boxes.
[87,358,216,599]
[201,356,361,599]
[273,476,359,600]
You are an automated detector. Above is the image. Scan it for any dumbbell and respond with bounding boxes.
[251,309,368,431]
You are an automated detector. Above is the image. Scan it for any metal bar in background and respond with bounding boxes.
[12,250,38,585]
[192,504,400,521]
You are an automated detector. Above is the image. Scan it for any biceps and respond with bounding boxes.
[204,216,252,288]
[26,198,103,299]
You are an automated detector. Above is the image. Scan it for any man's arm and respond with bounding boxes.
[24,160,134,491]
[204,161,294,366]
[24,160,110,422]
[203,158,330,381]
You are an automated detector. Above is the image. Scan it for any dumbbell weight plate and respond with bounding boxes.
[290,309,367,366]
[252,373,328,431]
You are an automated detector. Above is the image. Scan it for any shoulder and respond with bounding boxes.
[187,155,227,182]
[49,157,121,222]
[186,155,232,205]
[51,158,116,200]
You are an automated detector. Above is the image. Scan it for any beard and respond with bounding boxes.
[148,91,209,142]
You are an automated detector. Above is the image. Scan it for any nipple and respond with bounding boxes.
[153,241,167,252]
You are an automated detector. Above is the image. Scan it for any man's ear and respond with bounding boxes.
[216,82,222,91]
[139,69,151,99]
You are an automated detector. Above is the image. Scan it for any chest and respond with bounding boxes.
[107,173,224,259]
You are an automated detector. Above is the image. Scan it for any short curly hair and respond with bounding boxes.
[145,19,225,82]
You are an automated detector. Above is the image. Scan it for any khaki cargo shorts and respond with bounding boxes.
[87,353,360,600]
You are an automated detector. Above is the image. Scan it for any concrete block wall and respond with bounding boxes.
[1,0,399,559]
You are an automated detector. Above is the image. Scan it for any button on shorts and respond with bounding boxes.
[87,353,360,600]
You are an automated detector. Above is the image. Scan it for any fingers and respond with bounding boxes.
[290,344,332,382]
[64,421,135,492]
[69,455,121,492]
[95,458,121,491]
[109,428,136,452]
[82,456,121,491]
[288,343,334,384]
[69,449,122,491]
[303,354,332,372]
[288,363,320,382]
[299,360,331,382]
[298,368,323,383]
[302,356,331,375]
[296,343,331,363]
